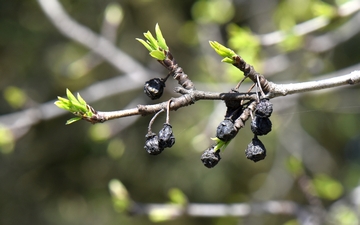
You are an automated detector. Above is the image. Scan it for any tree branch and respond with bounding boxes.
[267,70,360,97]
[37,0,149,81]
[97,89,257,121]
[89,70,360,122]
[258,0,360,46]
[131,201,301,218]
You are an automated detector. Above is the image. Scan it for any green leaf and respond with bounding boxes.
[313,174,343,200]
[77,92,87,105]
[150,50,166,60]
[211,137,230,151]
[155,23,168,50]
[221,57,235,64]
[54,100,71,111]
[209,41,236,58]
[311,1,335,18]
[57,96,70,104]
[168,188,187,205]
[66,117,82,125]
[143,31,158,50]
[136,38,154,52]
[55,89,95,125]
[109,179,130,213]
[66,88,78,105]
[65,89,88,113]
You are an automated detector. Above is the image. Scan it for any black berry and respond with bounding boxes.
[201,147,221,168]
[255,99,273,118]
[216,119,238,142]
[245,137,266,162]
[144,78,166,100]
[251,116,272,136]
[144,133,163,155]
[158,123,175,149]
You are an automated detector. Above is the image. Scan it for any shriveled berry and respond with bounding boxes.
[251,116,272,136]
[144,78,166,100]
[245,137,266,162]
[158,123,175,149]
[201,147,221,168]
[216,119,238,142]
[255,99,273,118]
[144,133,163,155]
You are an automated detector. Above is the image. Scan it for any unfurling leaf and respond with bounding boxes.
[137,24,169,60]
[55,89,95,125]
[143,31,158,50]
[150,50,166,60]
[155,23,168,50]
[136,38,154,52]
[221,57,235,64]
[209,41,237,59]
[66,117,82,125]
[210,137,230,151]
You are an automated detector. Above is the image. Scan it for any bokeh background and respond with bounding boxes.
[1,0,360,224]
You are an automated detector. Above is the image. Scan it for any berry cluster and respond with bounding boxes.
[201,91,274,168]
[136,25,275,168]
[201,91,246,168]
[144,123,175,155]
[246,98,273,162]
[143,101,175,155]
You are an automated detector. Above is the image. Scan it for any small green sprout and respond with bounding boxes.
[211,137,231,151]
[54,89,94,125]
[209,41,237,64]
[136,23,169,60]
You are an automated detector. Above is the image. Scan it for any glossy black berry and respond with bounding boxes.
[216,119,238,142]
[144,133,163,155]
[201,147,221,168]
[255,99,273,118]
[144,78,166,100]
[245,137,266,162]
[158,123,175,149]
[251,116,272,136]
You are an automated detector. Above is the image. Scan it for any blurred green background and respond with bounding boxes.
[1,0,360,224]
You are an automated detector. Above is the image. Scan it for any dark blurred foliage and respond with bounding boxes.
[1,0,360,224]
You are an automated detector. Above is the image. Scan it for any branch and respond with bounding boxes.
[37,0,149,81]
[132,201,301,218]
[96,89,257,121]
[307,11,360,52]
[266,70,360,98]
[258,0,360,46]
[82,70,360,123]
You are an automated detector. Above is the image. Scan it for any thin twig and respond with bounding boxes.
[126,200,302,218]
[147,109,164,134]
[234,75,248,90]
[37,0,148,80]
[266,70,360,98]
[257,0,360,46]
[166,99,172,124]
